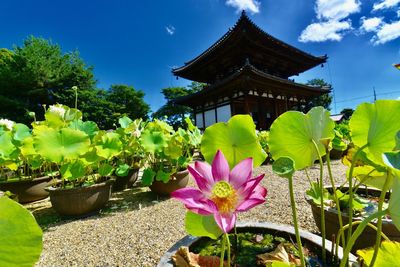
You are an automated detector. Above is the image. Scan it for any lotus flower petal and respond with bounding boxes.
[229,157,253,189]
[211,150,230,182]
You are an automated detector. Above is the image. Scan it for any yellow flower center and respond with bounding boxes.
[211,181,238,214]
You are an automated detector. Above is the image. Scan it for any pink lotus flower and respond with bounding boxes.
[171,150,267,233]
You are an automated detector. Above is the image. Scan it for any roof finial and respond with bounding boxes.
[241,10,247,17]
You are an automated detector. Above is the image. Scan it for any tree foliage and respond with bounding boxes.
[0,36,151,129]
[153,82,204,128]
[296,78,333,113]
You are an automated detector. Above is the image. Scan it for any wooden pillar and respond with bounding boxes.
[244,95,250,114]
[274,95,279,119]
[285,95,289,111]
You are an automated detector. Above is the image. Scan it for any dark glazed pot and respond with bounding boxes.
[46,179,114,216]
[112,168,140,192]
[0,176,55,203]
[149,169,189,196]
[330,149,344,160]
[157,221,357,267]
[305,186,400,251]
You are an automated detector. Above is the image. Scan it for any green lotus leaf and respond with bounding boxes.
[0,196,43,267]
[141,168,156,186]
[60,160,86,181]
[0,132,17,161]
[156,170,170,183]
[351,165,390,190]
[350,100,400,166]
[164,135,183,159]
[98,163,114,177]
[383,151,400,178]
[94,132,122,159]
[63,107,82,122]
[269,107,335,170]
[33,126,90,163]
[185,211,223,240]
[141,130,168,154]
[12,123,31,142]
[306,182,331,206]
[119,116,132,129]
[201,115,266,169]
[272,157,295,179]
[69,120,99,140]
[357,241,400,266]
[20,137,36,156]
[389,177,400,231]
[115,163,130,177]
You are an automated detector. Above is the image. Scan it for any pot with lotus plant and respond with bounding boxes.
[141,119,200,195]
[305,185,400,251]
[161,112,356,266]
[112,117,146,191]
[268,100,400,266]
[32,104,121,215]
[0,118,59,203]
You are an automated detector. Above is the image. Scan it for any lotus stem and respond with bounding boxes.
[346,144,368,251]
[304,168,314,188]
[369,172,392,266]
[339,209,388,267]
[312,140,326,265]
[220,234,226,267]
[289,175,306,267]
[326,151,346,248]
[225,233,231,267]
[334,220,390,260]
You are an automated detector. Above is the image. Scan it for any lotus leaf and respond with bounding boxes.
[0,196,42,267]
[94,132,122,159]
[69,120,99,140]
[98,163,114,177]
[118,116,132,129]
[12,123,31,142]
[269,107,334,170]
[0,132,17,161]
[155,170,170,183]
[115,163,130,177]
[306,182,331,206]
[141,168,156,186]
[201,115,266,168]
[389,177,400,231]
[185,211,223,240]
[141,130,167,154]
[357,241,400,266]
[60,160,86,181]
[350,100,400,166]
[272,157,295,179]
[33,126,90,163]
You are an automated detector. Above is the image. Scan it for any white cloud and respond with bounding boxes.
[372,20,400,44]
[373,0,400,11]
[225,0,260,14]
[165,25,175,35]
[397,9,400,16]
[315,0,361,20]
[299,20,352,42]
[360,17,384,32]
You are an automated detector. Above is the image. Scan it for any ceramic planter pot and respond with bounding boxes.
[330,149,344,160]
[46,179,114,216]
[158,221,357,266]
[112,168,140,192]
[305,186,400,251]
[0,176,55,203]
[149,169,189,196]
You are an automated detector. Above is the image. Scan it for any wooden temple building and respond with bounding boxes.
[173,11,330,130]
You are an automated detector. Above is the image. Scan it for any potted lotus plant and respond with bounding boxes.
[33,104,118,216]
[268,100,400,266]
[141,119,197,195]
[0,119,57,203]
[113,116,145,191]
[159,115,354,266]
[257,130,271,164]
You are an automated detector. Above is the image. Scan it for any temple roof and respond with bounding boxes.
[174,62,331,107]
[173,11,327,83]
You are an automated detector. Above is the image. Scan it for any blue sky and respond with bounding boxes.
[1,0,399,114]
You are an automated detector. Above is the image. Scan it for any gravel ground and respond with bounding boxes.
[28,160,347,267]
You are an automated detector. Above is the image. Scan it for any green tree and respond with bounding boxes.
[153,82,204,128]
[296,78,332,112]
[0,36,96,123]
[340,108,354,120]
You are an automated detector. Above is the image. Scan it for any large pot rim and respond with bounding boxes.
[0,175,55,184]
[157,221,357,267]
[304,185,393,224]
[45,178,115,193]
